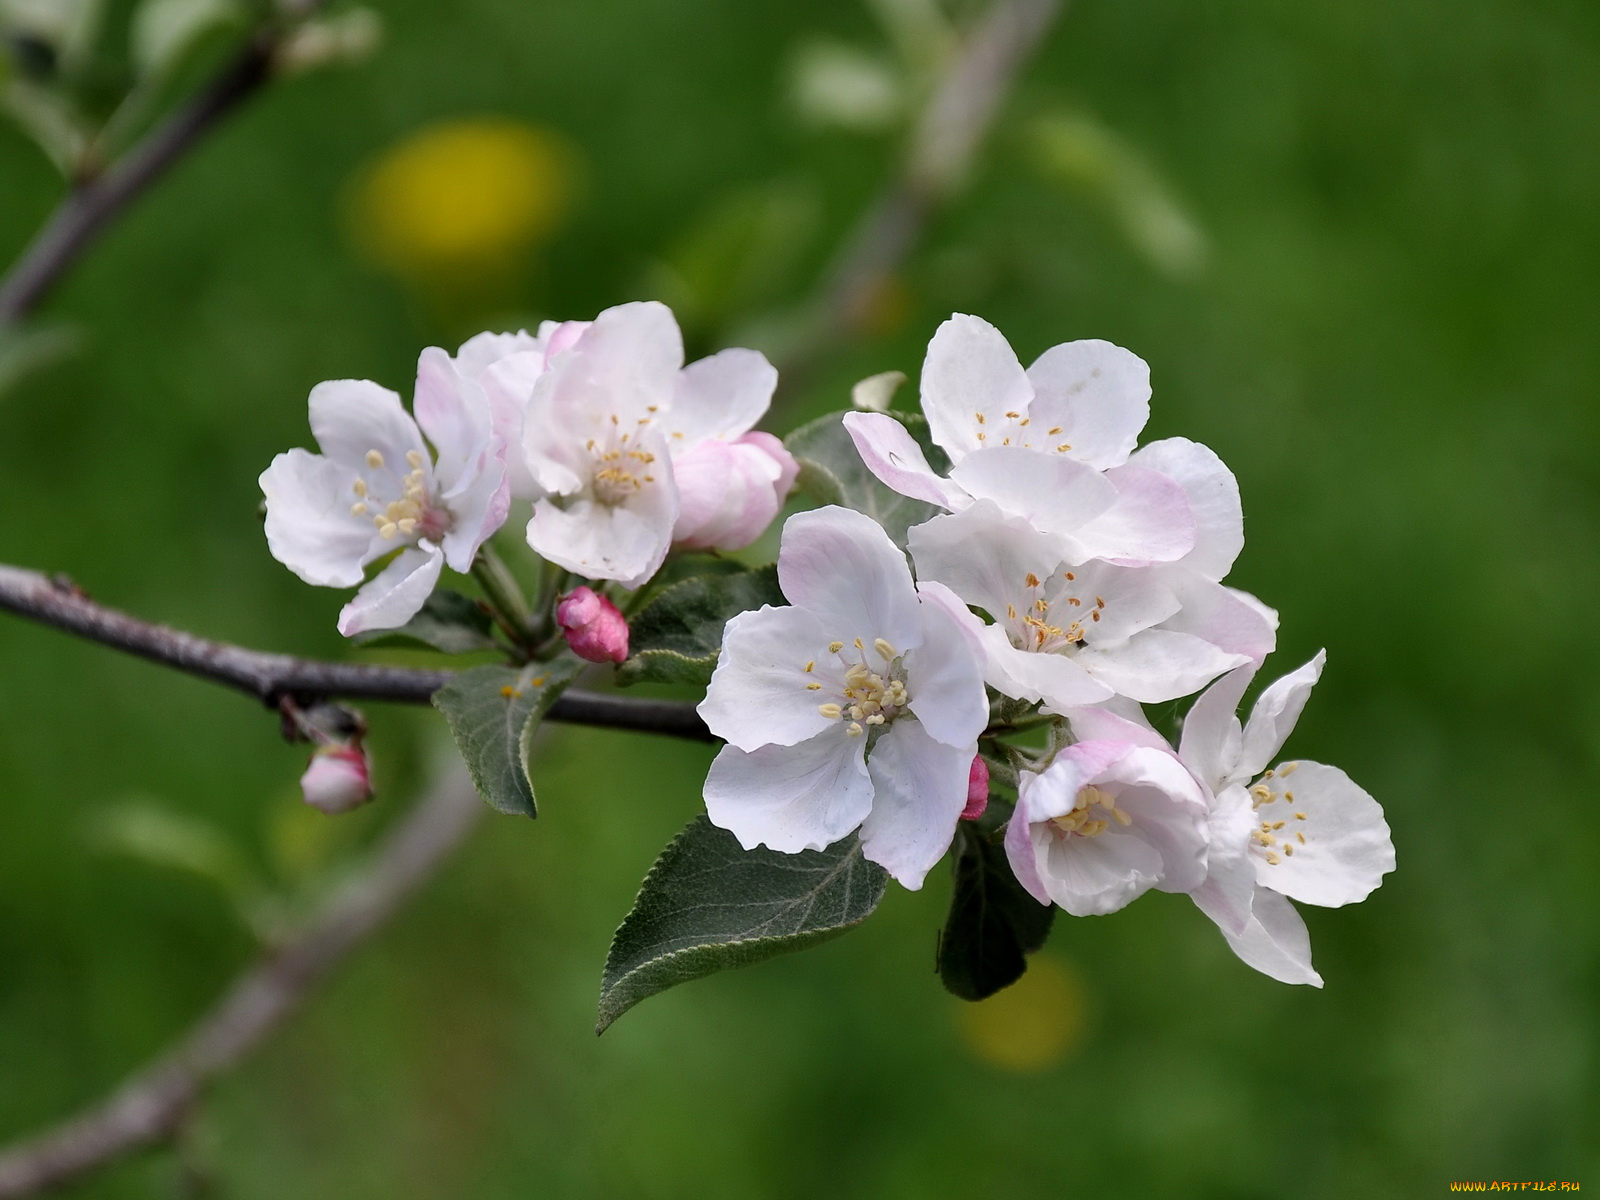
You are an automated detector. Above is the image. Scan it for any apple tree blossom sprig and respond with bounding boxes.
[254,301,1391,1028]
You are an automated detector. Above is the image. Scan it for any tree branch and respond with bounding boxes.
[0,2,328,325]
[0,762,484,1199]
[0,563,711,741]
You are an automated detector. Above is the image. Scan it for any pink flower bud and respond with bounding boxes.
[961,754,990,821]
[301,744,373,815]
[556,586,630,663]
[670,433,800,551]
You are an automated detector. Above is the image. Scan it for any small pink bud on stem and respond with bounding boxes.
[556,586,630,663]
[301,743,374,815]
[962,754,990,821]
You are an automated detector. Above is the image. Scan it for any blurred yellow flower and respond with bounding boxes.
[956,955,1089,1073]
[348,117,575,280]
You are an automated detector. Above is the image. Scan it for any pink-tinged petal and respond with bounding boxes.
[1188,782,1256,936]
[1251,761,1394,907]
[776,506,923,654]
[1177,664,1255,792]
[1077,630,1250,704]
[671,440,751,549]
[452,329,542,378]
[1071,463,1196,565]
[1024,338,1151,469]
[903,590,989,748]
[479,350,548,500]
[698,605,840,751]
[300,744,374,815]
[1059,703,1171,752]
[260,449,375,588]
[1020,741,1136,819]
[861,721,972,889]
[1237,650,1326,779]
[842,412,971,510]
[1098,746,1211,894]
[437,451,509,573]
[1035,819,1167,915]
[739,431,800,498]
[912,580,986,658]
[907,500,1061,621]
[667,347,778,445]
[556,586,630,663]
[946,447,1117,539]
[413,347,489,486]
[526,467,677,591]
[537,319,591,359]
[981,625,1113,709]
[703,729,873,854]
[919,313,1034,462]
[1004,791,1053,905]
[1062,559,1182,645]
[1216,887,1323,986]
[521,373,588,497]
[308,379,426,473]
[1129,438,1243,581]
[336,545,444,636]
[547,300,683,425]
[1159,575,1277,665]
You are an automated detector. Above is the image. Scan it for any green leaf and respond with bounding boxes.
[937,802,1055,1000]
[598,816,888,1033]
[131,0,243,78]
[617,564,784,687]
[432,657,583,817]
[0,323,79,399]
[352,589,499,654]
[784,409,947,547]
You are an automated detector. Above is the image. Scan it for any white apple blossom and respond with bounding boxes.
[1005,740,1211,916]
[519,301,784,587]
[1178,652,1395,986]
[909,500,1250,707]
[260,348,509,636]
[842,313,1197,564]
[698,506,989,889]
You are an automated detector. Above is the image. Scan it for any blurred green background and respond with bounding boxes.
[2,0,1597,1195]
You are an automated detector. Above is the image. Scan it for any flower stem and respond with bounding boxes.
[471,547,534,641]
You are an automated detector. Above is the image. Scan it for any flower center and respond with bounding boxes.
[971,409,1073,453]
[1005,571,1105,654]
[350,448,451,543]
[808,637,909,738]
[585,418,658,507]
[1246,762,1309,866]
[1049,784,1132,839]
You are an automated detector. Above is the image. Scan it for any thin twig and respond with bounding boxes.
[0,2,328,325]
[0,563,711,741]
[0,762,484,1199]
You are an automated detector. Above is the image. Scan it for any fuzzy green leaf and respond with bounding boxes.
[938,802,1055,1000]
[617,565,783,687]
[784,409,947,547]
[432,658,583,817]
[597,816,888,1033]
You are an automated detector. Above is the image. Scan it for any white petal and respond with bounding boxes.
[1100,746,1211,894]
[1035,822,1167,916]
[413,347,490,488]
[1077,630,1250,704]
[703,729,874,854]
[1062,559,1182,645]
[453,329,542,377]
[1177,663,1254,792]
[308,379,426,473]
[860,721,971,889]
[698,605,839,751]
[547,300,683,425]
[1070,463,1196,564]
[776,506,923,654]
[907,500,1061,622]
[902,592,989,747]
[336,545,444,636]
[479,350,547,500]
[1158,575,1277,665]
[1238,650,1326,779]
[1059,702,1171,751]
[1024,338,1150,470]
[667,347,777,446]
[671,439,751,549]
[260,449,376,588]
[982,625,1113,708]
[919,313,1034,462]
[1215,886,1323,987]
[841,412,971,510]
[1129,438,1243,581]
[946,447,1117,540]
[1252,761,1394,907]
[437,452,510,573]
[1188,782,1256,936]
[526,471,677,590]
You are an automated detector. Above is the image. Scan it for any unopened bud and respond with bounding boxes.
[961,754,989,821]
[301,744,373,815]
[556,586,629,663]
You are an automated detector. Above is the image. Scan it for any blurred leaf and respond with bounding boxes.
[130,0,240,78]
[0,323,79,398]
[850,368,906,413]
[788,38,903,133]
[598,816,888,1033]
[938,802,1054,1000]
[617,565,783,687]
[432,657,583,817]
[0,75,88,169]
[352,588,499,655]
[276,7,382,76]
[1026,110,1209,279]
[785,409,946,548]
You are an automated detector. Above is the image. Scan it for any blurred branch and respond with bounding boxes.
[0,563,712,741]
[783,0,1064,374]
[0,761,484,1199]
[0,1,330,326]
